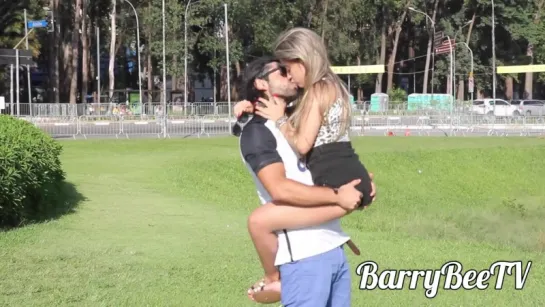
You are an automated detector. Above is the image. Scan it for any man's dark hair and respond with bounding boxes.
[237,55,280,102]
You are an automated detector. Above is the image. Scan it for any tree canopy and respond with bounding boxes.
[2,0,545,103]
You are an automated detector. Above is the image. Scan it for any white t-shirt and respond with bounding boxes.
[239,115,350,266]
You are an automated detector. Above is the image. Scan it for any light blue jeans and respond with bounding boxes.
[279,246,351,307]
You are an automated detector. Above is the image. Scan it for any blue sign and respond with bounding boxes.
[27,20,48,29]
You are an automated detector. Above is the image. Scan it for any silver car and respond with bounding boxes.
[510,100,545,116]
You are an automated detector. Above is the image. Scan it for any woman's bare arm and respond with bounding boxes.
[279,81,337,155]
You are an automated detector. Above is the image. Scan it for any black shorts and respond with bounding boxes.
[306,141,373,207]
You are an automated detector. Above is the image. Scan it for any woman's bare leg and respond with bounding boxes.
[248,202,347,281]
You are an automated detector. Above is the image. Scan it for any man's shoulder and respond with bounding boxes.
[240,116,274,144]
[239,115,283,173]
[241,115,269,131]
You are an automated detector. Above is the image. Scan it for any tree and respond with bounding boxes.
[108,0,116,101]
[69,0,82,104]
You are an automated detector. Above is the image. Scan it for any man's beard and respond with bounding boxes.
[275,88,302,106]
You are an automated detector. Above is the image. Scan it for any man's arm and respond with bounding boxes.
[256,162,340,207]
[241,122,340,207]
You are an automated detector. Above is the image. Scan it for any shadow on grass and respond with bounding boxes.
[39,180,87,221]
[1,181,86,231]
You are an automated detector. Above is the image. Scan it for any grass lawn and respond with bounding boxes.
[1,136,545,307]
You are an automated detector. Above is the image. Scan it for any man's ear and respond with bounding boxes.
[254,78,269,91]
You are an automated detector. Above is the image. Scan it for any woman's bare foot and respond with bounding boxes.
[247,278,281,304]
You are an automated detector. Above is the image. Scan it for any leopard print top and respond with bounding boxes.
[314,98,350,147]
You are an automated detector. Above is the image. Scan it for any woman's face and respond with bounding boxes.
[281,60,306,88]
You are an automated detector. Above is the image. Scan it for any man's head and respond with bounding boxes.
[232,56,299,137]
[239,56,298,102]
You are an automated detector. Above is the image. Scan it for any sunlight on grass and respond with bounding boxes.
[1,137,544,306]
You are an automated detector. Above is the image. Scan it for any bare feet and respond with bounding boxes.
[247,278,281,304]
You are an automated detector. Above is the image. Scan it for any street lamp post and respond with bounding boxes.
[121,0,143,116]
[13,31,35,117]
[491,0,497,114]
[24,9,32,116]
[224,3,232,125]
[408,7,435,94]
[447,35,454,135]
[162,0,167,137]
[184,0,199,116]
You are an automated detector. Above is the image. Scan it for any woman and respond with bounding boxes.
[239,27,375,303]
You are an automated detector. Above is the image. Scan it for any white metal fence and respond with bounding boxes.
[3,101,542,117]
[14,114,545,139]
[3,102,545,138]
[0,102,231,117]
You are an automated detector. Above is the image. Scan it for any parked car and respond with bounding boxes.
[510,99,545,116]
[471,99,520,117]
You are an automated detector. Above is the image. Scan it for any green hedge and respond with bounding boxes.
[0,115,65,227]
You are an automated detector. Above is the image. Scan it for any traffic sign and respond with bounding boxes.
[27,20,48,29]
[0,49,35,66]
[433,31,444,48]
[468,76,474,93]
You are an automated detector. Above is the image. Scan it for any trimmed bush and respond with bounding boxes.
[0,115,65,227]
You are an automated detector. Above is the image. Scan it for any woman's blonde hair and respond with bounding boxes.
[273,27,351,138]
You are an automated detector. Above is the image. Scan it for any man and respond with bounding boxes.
[237,56,375,307]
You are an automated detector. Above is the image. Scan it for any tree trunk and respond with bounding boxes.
[524,0,545,99]
[423,0,439,94]
[375,18,386,93]
[81,0,89,103]
[147,47,153,106]
[306,4,314,27]
[220,65,227,101]
[387,8,409,92]
[457,12,476,102]
[320,0,329,39]
[59,3,72,102]
[524,45,533,99]
[146,1,153,107]
[505,76,513,100]
[50,0,60,103]
[69,0,82,104]
[108,0,117,100]
[409,44,415,93]
[90,40,95,98]
[357,56,363,101]
[235,61,241,77]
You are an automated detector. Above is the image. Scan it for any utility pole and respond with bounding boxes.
[24,9,33,116]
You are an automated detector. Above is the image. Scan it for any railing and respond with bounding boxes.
[0,102,232,117]
[3,101,542,118]
[18,113,545,139]
[3,101,544,139]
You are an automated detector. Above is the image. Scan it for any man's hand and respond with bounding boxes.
[358,172,376,210]
[336,179,364,212]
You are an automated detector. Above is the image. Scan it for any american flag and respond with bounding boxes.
[435,39,455,55]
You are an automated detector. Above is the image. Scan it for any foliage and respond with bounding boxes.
[388,86,408,103]
[0,115,65,227]
[3,0,545,101]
